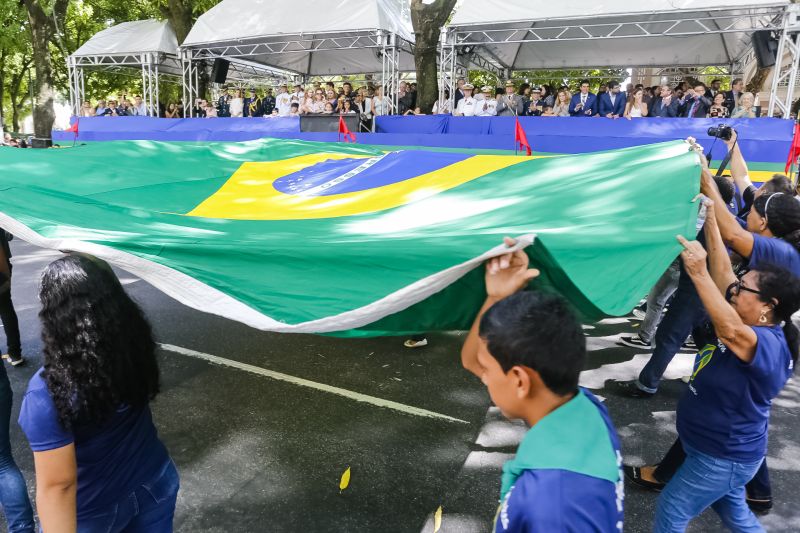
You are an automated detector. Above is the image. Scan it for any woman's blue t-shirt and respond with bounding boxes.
[750,233,800,276]
[677,326,793,462]
[18,368,170,519]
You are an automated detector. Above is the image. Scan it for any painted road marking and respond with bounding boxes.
[159,343,469,425]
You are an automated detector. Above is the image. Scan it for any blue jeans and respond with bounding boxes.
[0,364,34,533]
[637,265,707,393]
[639,259,681,343]
[77,460,179,533]
[654,442,764,532]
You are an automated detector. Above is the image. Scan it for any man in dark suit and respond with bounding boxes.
[454,78,466,108]
[569,79,597,117]
[597,80,626,118]
[706,78,723,99]
[651,85,679,117]
[724,78,744,114]
[680,82,712,118]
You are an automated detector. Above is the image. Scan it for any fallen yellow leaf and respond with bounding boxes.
[434,505,442,532]
[339,466,351,493]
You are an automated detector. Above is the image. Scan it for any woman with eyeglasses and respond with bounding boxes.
[651,194,800,531]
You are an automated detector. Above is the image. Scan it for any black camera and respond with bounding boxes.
[707,124,733,141]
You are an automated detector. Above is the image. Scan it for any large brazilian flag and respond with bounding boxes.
[0,138,700,336]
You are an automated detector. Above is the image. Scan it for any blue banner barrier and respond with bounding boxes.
[376,116,794,164]
[53,115,793,166]
[54,116,300,141]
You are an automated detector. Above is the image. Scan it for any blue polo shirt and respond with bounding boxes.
[677,326,793,462]
[749,233,800,276]
[18,369,170,519]
[494,389,623,532]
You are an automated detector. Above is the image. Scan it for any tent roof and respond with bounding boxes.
[72,19,178,58]
[448,0,790,70]
[182,0,415,76]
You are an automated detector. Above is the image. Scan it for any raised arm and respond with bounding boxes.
[692,142,756,257]
[678,237,758,362]
[723,130,754,194]
[461,238,539,377]
[702,200,737,293]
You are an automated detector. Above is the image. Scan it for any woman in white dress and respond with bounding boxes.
[372,86,392,116]
[229,89,244,117]
[432,90,452,114]
[624,88,648,119]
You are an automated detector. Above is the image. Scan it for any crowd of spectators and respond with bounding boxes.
[76,77,764,128]
[2,132,29,148]
[449,77,765,119]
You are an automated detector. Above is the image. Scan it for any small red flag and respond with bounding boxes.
[514,117,531,156]
[65,120,79,136]
[785,122,800,173]
[338,115,356,143]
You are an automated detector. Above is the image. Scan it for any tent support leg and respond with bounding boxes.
[439,29,456,113]
[769,4,800,118]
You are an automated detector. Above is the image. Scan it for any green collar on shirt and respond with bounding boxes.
[500,389,620,501]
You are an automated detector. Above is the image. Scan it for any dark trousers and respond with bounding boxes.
[637,265,708,392]
[654,438,772,500]
[0,288,21,358]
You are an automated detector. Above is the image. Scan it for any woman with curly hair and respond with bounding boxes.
[19,254,178,532]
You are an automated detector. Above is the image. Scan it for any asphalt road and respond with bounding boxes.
[1,239,799,532]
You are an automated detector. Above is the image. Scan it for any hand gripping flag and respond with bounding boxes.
[514,117,531,156]
[0,139,700,336]
[338,115,356,143]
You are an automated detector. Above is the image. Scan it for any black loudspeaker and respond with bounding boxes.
[211,58,230,84]
[752,31,779,69]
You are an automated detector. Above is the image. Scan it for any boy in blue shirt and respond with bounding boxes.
[461,238,624,532]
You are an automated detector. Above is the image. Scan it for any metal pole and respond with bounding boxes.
[154,62,160,117]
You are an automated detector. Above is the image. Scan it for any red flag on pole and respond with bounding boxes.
[514,117,531,156]
[65,120,79,136]
[785,122,800,173]
[338,115,356,143]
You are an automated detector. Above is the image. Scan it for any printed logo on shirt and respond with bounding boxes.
[614,449,624,531]
[494,485,514,531]
[688,343,721,395]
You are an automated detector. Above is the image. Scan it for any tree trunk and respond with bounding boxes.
[0,49,6,131]
[22,0,68,141]
[162,0,194,45]
[9,57,32,133]
[746,67,773,94]
[410,0,458,114]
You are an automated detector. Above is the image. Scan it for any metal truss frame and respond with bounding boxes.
[181,29,413,119]
[67,52,172,116]
[450,7,785,48]
[444,4,798,118]
[768,4,800,118]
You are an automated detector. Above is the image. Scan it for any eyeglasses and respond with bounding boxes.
[727,279,764,297]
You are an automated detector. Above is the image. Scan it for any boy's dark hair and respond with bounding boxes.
[763,174,794,196]
[714,176,735,205]
[479,292,585,396]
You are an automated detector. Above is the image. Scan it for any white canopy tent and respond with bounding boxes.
[180,0,415,115]
[442,0,800,117]
[68,19,291,117]
[68,20,179,116]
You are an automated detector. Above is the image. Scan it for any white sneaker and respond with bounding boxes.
[403,338,428,348]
